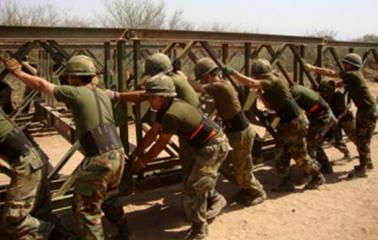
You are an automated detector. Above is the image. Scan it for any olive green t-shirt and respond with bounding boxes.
[53,86,115,139]
[329,91,348,117]
[340,70,375,109]
[160,99,203,138]
[204,80,241,121]
[170,73,201,109]
[260,76,300,121]
[290,85,324,111]
[0,111,14,143]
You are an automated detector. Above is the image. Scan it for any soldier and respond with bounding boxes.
[290,85,336,174]
[131,74,230,240]
[224,59,325,191]
[3,55,132,240]
[0,81,14,114]
[318,79,355,160]
[193,57,266,206]
[0,109,54,239]
[305,53,377,178]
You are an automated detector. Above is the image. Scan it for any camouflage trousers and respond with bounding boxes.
[72,148,125,240]
[182,132,229,224]
[307,109,335,168]
[221,124,264,196]
[275,113,321,178]
[328,111,355,156]
[1,148,51,240]
[355,105,378,167]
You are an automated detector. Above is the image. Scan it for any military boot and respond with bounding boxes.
[366,161,374,170]
[206,191,227,220]
[274,176,295,192]
[110,216,136,240]
[305,172,325,189]
[321,162,334,174]
[347,165,368,179]
[185,222,208,240]
[242,190,267,207]
[45,213,78,240]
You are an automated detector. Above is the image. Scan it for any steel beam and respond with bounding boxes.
[125,28,325,45]
[289,44,318,88]
[316,45,323,82]
[104,42,111,88]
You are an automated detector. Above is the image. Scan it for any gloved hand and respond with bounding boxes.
[222,66,235,76]
[131,159,146,174]
[5,58,22,74]
[304,63,316,72]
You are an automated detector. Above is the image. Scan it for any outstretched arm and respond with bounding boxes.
[229,70,262,90]
[4,59,55,96]
[119,90,147,103]
[304,63,340,78]
[304,64,344,87]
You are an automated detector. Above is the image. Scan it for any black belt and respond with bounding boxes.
[187,118,220,149]
[0,128,32,161]
[80,124,123,157]
[224,111,249,132]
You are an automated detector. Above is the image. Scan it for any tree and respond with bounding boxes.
[355,34,378,43]
[97,0,193,30]
[0,0,90,27]
[307,29,338,41]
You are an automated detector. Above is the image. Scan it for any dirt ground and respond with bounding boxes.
[1,83,377,240]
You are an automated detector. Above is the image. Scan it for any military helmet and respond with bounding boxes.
[341,53,362,68]
[194,57,218,80]
[144,53,173,76]
[251,59,273,77]
[65,55,97,76]
[145,74,177,97]
[318,79,336,92]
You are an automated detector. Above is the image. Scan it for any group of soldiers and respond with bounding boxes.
[0,50,376,240]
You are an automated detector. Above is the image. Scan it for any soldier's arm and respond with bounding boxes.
[4,59,55,97]
[304,63,341,78]
[131,133,172,173]
[230,70,262,90]
[130,122,162,159]
[119,90,147,102]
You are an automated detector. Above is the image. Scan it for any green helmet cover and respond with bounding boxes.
[145,74,177,97]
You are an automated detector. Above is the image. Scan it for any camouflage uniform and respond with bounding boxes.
[72,149,125,239]
[145,74,229,239]
[0,111,52,240]
[355,105,377,167]
[143,53,202,181]
[319,80,355,158]
[275,112,321,179]
[181,133,229,224]
[339,54,377,172]
[254,63,324,190]
[223,125,265,197]
[194,58,265,205]
[53,55,127,240]
[290,85,335,173]
[155,97,229,223]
